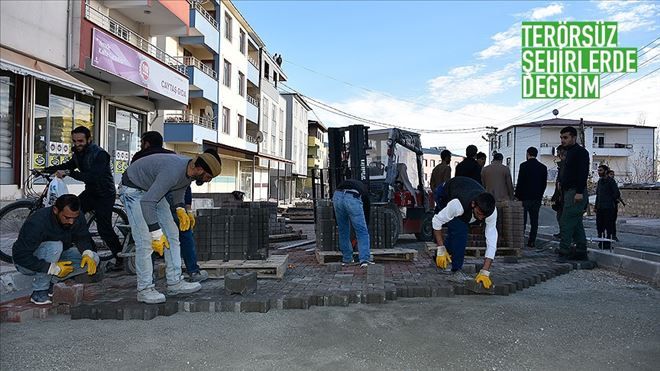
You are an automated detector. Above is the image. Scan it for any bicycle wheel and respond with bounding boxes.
[0,200,38,264]
[86,206,129,261]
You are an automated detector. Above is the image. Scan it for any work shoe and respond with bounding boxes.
[360,261,375,268]
[48,282,54,298]
[188,270,209,282]
[137,287,166,304]
[167,280,201,295]
[341,260,357,266]
[30,290,52,305]
[448,270,471,283]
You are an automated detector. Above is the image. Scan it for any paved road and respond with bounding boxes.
[1,269,658,370]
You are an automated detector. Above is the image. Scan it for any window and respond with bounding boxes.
[222,106,230,134]
[1,72,16,184]
[506,157,511,168]
[506,131,511,147]
[223,60,231,88]
[238,71,245,96]
[107,105,144,183]
[425,159,428,167]
[239,29,246,54]
[431,160,435,167]
[224,12,232,41]
[593,132,605,148]
[274,72,278,87]
[271,105,277,136]
[497,135,502,149]
[263,62,270,80]
[237,114,244,139]
[261,98,269,150]
[109,20,129,41]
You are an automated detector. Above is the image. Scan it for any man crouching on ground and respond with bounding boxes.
[432,176,497,288]
[13,194,99,305]
[120,149,222,304]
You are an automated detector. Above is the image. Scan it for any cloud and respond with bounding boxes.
[529,3,564,20]
[476,24,521,60]
[597,0,659,32]
[427,62,519,105]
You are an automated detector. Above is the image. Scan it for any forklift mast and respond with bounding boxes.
[383,128,427,209]
[327,125,370,196]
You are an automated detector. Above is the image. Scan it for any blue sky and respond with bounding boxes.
[234,1,660,153]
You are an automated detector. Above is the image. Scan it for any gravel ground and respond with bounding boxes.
[1,269,658,371]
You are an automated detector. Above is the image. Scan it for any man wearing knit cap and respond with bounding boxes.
[119,149,222,304]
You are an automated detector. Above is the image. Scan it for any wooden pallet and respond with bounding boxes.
[425,243,522,258]
[269,231,307,242]
[198,254,288,279]
[315,248,418,265]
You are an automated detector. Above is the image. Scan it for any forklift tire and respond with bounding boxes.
[415,212,435,242]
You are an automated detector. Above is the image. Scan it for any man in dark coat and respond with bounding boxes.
[455,144,482,184]
[514,147,548,247]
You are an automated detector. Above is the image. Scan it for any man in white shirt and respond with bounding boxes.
[432,176,497,288]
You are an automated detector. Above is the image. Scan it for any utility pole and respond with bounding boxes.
[579,117,586,146]
[485,126,498,156]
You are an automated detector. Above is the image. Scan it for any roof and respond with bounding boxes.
[497,118,655,133]
[281,93,312,111]
[422,147,447,155]
[308,119,327,132]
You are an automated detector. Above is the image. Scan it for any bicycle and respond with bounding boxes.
[0,169,129,265]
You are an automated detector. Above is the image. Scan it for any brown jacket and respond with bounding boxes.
[429,163,451,191]
[481,161,514,201]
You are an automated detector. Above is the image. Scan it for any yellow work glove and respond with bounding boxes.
[435,245,452,269]
[48,261,74,278]
[150,229,170,256]
[187,211,196,230]
[475,269,492,289]
[81,250,99,276]
[176,207,191,231]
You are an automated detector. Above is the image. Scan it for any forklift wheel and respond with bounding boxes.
[415,212,435,242]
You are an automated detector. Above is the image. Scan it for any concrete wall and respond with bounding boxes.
[619,189,660,218]
[0,0,68,67]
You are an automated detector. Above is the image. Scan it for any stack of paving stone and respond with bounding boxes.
[315,199,398,251]
[496,200,524,249]
[194,203,270,261]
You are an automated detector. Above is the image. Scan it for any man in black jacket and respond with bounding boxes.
[455,144,482,184]
[557,126,590,260]
[595,165,620,249]
[45,126,123,268]
[13,194,99,305]
[514,147,548,247]
[333,179,372,267]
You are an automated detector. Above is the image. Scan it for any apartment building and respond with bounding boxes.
[1,0,190,199]
[306,119,328,196]
[493,118,656,198]
[282,93,311,201]
[421,147,465,189]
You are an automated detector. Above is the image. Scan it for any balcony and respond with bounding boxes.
[101,0,188,36]
[247,56,260,85]
[163,111,217,145]
[85,3,187,76]
[308,136,322,147]
[246,95,259,124]
[180,0,219,54]
[539,143,558,156]
[176,56,218,104]
[593,143,634,157]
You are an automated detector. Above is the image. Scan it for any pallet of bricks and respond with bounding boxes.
[461,200,524,257]
[314,200,416,263]
[194,202,270,261]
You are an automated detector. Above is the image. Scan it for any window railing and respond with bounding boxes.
[247,95,259,107]
[247,56,259,69]
[84,2,187,76]
[164,111,215,130]
[175,56,217,80]
[188,0,218,30]
[593,143,633,149]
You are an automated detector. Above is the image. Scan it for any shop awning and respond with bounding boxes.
[0,47,93,95]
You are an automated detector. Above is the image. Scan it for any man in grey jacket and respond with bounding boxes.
[120,149,222,304]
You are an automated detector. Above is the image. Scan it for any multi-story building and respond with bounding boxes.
[493,118,656,197]
[421,147,464,189]
[1,0,191,199]
[306,119,327,196]
[282,93,311,201]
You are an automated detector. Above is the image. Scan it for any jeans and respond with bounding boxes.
[445,218,468,272]
[559,188,588,254]
[179,229,200,274]
[79,190,122,256]
[522,199,542,244]
[15,241,83,291]
[120,186,182,291]
[333,190,371,263]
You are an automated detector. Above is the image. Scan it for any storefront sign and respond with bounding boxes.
[91,28,189,104]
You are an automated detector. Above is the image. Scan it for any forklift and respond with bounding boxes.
[325,125,436,245]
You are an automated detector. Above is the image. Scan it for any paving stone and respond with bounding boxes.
[240,299,270,313]
[326,263,342,272]
[327,294,349,307]
[465,280,494,295]
[283,297,309,310]
[53,283,85,307]
[501,256,519,264]
[224,271,257,295]
[385,289,397,301]
[494,285,510,296]
[412,286,431,297]
[365,292,385,304]
[219,300,239,312]
[159,301,179,316]
[431,286,455,297]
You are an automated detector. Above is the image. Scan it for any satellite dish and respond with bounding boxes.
[552,109,559,117]
[204,105,214,118]
[255,131,264,143]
